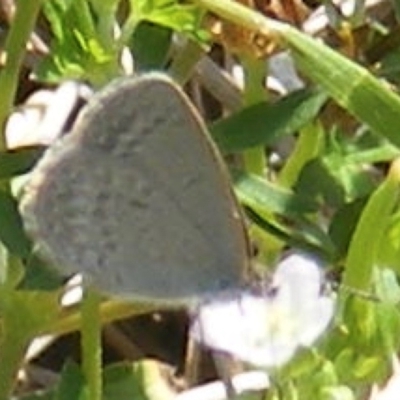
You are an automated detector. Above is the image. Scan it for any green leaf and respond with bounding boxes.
[320,386,355,400]
[233,170,319,215]
[283,26,400,148]
[38,0,120,84]
[19,254,63,291]
[0,289,62,398]
[103,363,148,400]
[328,198,367,258]
[42,0,75,40]
[129,22,172,70]
[232,172,335,256]
[374,268,400,304]
[194,0,400,147]
[0,289,62,337]
[0,147,45,180]
[129,0,201,28]
[0,189,31,258]
[124,0,204,45]
[211,89,327,152]
[378,211,400,274]
[56,361,85,400]
[296,159,346,208]
[278,121,324,187]
[296,139,377,209]
[244,206,334,258]
[103,360,174,400]
[343,160,400,291]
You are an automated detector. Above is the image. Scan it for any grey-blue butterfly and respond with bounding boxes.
[20,74,334,367]
[20,73,249,304]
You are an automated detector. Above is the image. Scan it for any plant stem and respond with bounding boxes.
[241,55,267,175]
[81,288,102,400]
[194,0,284,36]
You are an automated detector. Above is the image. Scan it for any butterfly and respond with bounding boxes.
[19,74,249,304]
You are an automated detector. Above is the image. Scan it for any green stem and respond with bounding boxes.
[169,40,206,85]
[345,144,400,165]
[351,0,366,25]
[81,288,102,400]
[241,56,267,175]
[278,121,324,187]
[91,2,118,49]
[0,0,44,151]
[194,0,284,35]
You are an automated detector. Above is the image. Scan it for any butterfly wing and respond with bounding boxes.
[20,74,249,303]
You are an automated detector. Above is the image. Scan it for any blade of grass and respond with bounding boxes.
[81,288,102,400]
[0,289,61,398]
[0,0,44,151]
[211,89,327,152]
[278,121,324,187]
[241,56,268,175]
[283,26,400,148]
[343,158,400,291]
[194,0,400,148]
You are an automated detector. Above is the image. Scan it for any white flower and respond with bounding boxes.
[190,252,335,367]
